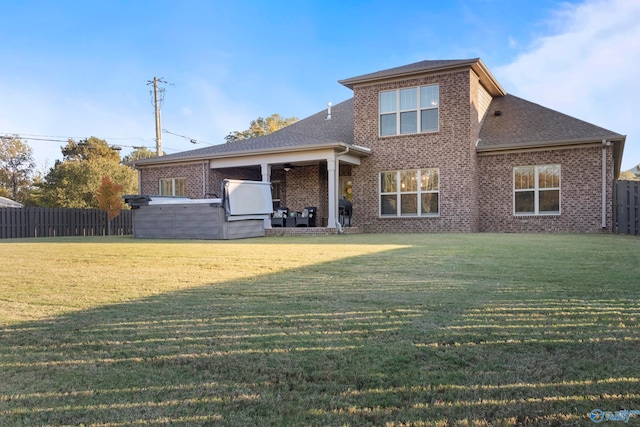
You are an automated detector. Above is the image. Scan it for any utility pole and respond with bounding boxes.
[147,77,168,156]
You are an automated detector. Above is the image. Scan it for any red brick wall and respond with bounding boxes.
[351,69,480,232]
[478,146,613,232]
[138,162,210,199]
[283,165,322,216]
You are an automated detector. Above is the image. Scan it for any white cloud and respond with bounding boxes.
[495,0,640,170]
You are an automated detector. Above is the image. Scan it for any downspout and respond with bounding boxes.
[602,140,612,228]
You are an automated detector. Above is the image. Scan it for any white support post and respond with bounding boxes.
[327,158,337,228]
[261,163,272,229]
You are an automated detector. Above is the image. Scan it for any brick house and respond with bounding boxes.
[134,58,626,233]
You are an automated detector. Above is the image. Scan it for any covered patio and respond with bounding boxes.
[207,141,370,230]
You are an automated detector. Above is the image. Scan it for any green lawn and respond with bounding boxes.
[0,233,639,426]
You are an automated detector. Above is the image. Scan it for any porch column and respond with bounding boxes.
[327,158,337,228]
[261,163,272,229]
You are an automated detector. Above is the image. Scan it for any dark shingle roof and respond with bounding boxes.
[478,94,624,150]
[339,59,479,89]
[138,98,354,164]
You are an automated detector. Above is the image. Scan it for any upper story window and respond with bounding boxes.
[514,165,560,215]
[380,84,439,136]
[159,177,187,197]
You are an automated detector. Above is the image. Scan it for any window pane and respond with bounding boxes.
[400,88,417,110]
[421,169,439,191]
[400,170,417,192]
[271,182,281,200]
[420,85,439,108]
[379,91,396,113]
[401,194,417,215]
[539,190,560,212]
[380,172,397,193]
[400,111,417,134]
[515,191,535,213]
[515,167,535,189]
[160,179,172,196]
[421,193,439,215]
[175,178,187,197]
[538,165,560,188]
[421,109,438,132]
[381,195,397,215]
[380,113,397,136]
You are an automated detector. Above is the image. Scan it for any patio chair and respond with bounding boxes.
[296,207,317,227]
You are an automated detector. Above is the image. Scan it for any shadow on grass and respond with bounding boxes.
[0,241,639,426]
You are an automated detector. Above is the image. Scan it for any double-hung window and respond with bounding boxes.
[379,84,439,136]
[380,168,439,217]
[159,177,187,197]
[514,165,560,215]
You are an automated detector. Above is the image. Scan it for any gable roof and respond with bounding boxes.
[339,58,505,96]
[135,98,364,165]
[478,94,625,149]
[135,59,624,175]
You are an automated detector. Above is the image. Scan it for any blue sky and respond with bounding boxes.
[1,0,638,171]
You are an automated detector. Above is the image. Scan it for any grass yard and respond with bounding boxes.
[0,233,639,426]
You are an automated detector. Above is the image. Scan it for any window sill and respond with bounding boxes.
[379,130,439,138]
[513,213,561,217]
[379,215,440,219]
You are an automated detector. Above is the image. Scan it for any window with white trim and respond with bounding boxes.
[380,84,439,136]
[159,177,187,197]
[380,168,439,217]
[514,165,560,215]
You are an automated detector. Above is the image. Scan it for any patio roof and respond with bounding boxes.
[134,98,370,167]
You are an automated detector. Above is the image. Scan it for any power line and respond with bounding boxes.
[1,132,194,153]
[162,129,213,145]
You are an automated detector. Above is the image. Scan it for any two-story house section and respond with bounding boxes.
[340,58,507,232]
[133,58,625,234]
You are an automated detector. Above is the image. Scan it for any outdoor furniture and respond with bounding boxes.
[296,206,317,227]
[285,215,297,227]
[339,198,352,227]
[271,217,285,227]
[271,207,289,227]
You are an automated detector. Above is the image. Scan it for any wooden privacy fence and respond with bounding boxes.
[616,180,639,235]
[0,208,132,239]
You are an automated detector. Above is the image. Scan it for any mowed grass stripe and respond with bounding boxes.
[0,233,638,426]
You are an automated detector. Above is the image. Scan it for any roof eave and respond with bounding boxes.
[338,59,480,89]
[471,59,506,97]
[476,135,625,153]
[338,58,506,96]
[133,141,371,167]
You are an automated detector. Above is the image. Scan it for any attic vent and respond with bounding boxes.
[494,110,502,116]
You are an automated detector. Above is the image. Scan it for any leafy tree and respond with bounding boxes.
[122,147,158,163]
[97,176,124,220]
[62,136,121,163]
[225,114,298,143]
[0,135,36,204]
[97,176,124,235]
[36,137,138,208]
[619,170,640,181]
